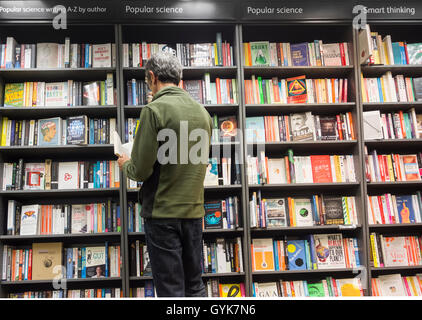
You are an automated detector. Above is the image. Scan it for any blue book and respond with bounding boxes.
[105,241,109,277]
[102,204,106,232]
[353,238,360,266]
[287,240,307,270]
[145,280,155,297]
[396,195,416,223]
[84,44,89,68]
[377,78,384,102]
[66,248,73,279]
[290,43,310,66]
[392,42,403,65]
[273,240,279,271]
[401,44,407,65]
[245,116,265,143]
[24,249,28,280]
[304,240,311,270]
[116,205,121,232]
[211,244,216,273]
[303,280,309,296]
[131,79,137,105]
[81,247,86,278]
[89,119,94,144]
[311,196,320,224]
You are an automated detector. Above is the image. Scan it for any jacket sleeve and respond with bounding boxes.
[122,107,159,182]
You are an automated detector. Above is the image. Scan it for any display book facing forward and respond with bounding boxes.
[250,193,358,229]
[3,73,115,107]
[1,37,116,69]
[2,159,120,191]
[251,234,360,272]
[372,273,422,296]
[206,279,246,297]
[7,200,121,236]
[247,149,356,185]
[1,242,121,281]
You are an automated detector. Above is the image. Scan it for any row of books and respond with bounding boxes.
[1,38,116,69]
[244,76,349,104]
[365,26,422,66]
[127,201,143,233]
[245,112,355,143]
[6,201,121,236]
[3,75,115,107]
[204,197,241,230]
[0,116,116,147]
[243,41,351,67]
[127,178,143,190]
[253,277,363,297]
[363,109,422,140]
[129,241,151,277]
[249,194,359,229]
[367,193,422,225]
[2,160,120,191]
[361,73,422,103]
[9,288,123,299]
[206,280,245,297]
[1,242,121,281]
[125,117,139,143]
[122,33,233,67]
[204,157,242,186]
[202,237,244,274]
[247,151,357,185]
[180,77,239,105]
[364,150,422,182]
[371,274,422,296]
[130,282,155,298]
[370,234,422,268]
[251,234,360,272]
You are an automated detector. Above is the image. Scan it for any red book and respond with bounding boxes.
[377,155,385,181]
[284,156,291,183]
[404,42,410,65]
[377,196,386,224]
[28,249,32,280]
[343,79,348,102]
[19,249,23,281]
[339,43,346,66]
[215,78,222,104]
[287,75,307,104]
[310,155,333,183]
[139,44,143,67]
[336,115,344,140]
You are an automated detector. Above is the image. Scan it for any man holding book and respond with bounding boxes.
[117,52,212,297]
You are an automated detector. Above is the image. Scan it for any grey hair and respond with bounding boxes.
[145,52,182,85]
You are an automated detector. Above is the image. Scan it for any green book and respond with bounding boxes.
[100,81,106,105]
[257,77,264,104]
[216,32,223,66]
[287,149,295,184]
[265,79,272,104]
[307,282,325,297]
[326,277,334,296]
[403,112,413,139]
[4,83,24,107]
[250,41,270,66]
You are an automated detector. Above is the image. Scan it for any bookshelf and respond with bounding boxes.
[0,8,421,298]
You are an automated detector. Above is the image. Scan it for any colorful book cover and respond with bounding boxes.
[289,111,314,141]
[407,43,422,65]
[83,81,100,106]
[204,158,219,186]
[219,115,238,142]
[323,196,344,225]
[322,43,342,66]
[313,233,346,269]
[402,155,420,181]
[395,195,416,223]
[336,278,362,296]
[250,41,270,66]
[66,115,88,145]
[287,240,307,270]
[266,198,287,227]
[4,83,24,107]
[45,82,68,106]
[252,238,275,271]
[37,117,61,146]
[293,198,314,226]
[287,75,307,104]
[144,280,155,297]
[71,204,87,234]
[307,281,325,297]
[20,204,39,235]
[85,246,106,278]
[290,43,310,66]
[383,237,408,267]
[378,274,407,296]
[319,116,338,140]
[24,163,46,190]
[245,116,265,143]
[254,282,279,297]
[219,283,243,297]
[203,200,223,229]
[310,155,333,183]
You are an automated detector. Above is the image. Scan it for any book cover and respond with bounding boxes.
[20,204,40,235]
[383,236,408,266]
[203,200,223,229]
[290,43,310,66]
[323,196,345,225]
[45,82,68,106]
[363,111,383,140]
[416,114,422,138]
[254,282,279,297]
[319,116,338,140]
[58,161,79,190]
[266,198,287,227]
[24,163,46,190]
[402,155,420,181]
[245,117,265,143]
[287,240,307,270]
[358,25,373,65]
[204,158,219,186]
[289,112,314,141]
[313,233,346,269]
[219,283,243,297]
[4,83,24,107]
[252,238,274,271]
[32,242,63,280]
[36,43,59,68]
[66,115,88,145]
[85,246,106,278]
[83,81,100,106]
[219,116,237,142]
[322,43,343,66]
[310,155,333,183]
[395,195,416,223]
[267,159,287,184]
[37,117,61,146]
[71,204,88,234]
[293,198,314,226]
[183,80,203,104]
[92,43,111,68]
[413,77,422,101]
[378,274,407,296]
[336,278,362,296]
[307,281,325,297]
[287,75,307,104]
[250,41,270,66]
[407,43,422,65]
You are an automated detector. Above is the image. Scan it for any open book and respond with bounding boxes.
[113,131,133,157]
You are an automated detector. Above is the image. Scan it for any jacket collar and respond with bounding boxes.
[152,86,184,101]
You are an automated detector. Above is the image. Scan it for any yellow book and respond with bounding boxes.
[334,155,342,182]
[243,43,249,65]
[370,233,379,268]
[360,73,367,103]
[343,197,351,225]
[213,43,218,66]
[1,117,8,146]
[380,77,387,102]
[386,155,395,182]
[383,41,390,65]
[407,277,418,296]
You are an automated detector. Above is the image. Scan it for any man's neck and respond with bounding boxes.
[156,82,177,93]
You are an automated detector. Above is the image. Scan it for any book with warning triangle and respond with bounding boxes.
[287,75,307,104]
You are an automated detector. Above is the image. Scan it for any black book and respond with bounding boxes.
[50,161,59,189]
[323,196,344,225]
[204,200,223,229]
[15,203,21,235]
[130,243,136,277]
[66,115,88,145]
[112,202,117,233]
[319,116,338,140]
[413,77,422,101]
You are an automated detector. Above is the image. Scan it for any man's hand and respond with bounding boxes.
[117,153,130,170]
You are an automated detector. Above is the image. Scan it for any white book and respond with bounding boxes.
[20,204,40,235]
[71,204,87,234]
[45,82,68,106]
[113,131,133,157]
[7,200,16,235]
[2,163,13,190]
[330,155,337,182]
[267,158,286,184]
[92,43,111,68]
[106,73,114,105]
[70,44,78,68]
[64,37,70,68]
[24,163,45,190]
[58,161,79,189]
[111,43,116,68]
[36,43,59,68]
[294,198,314,226]
[5,37,17,68]
[378,274,406,296]
[122,43,129,68]
[2,245,8,280]
[363,110,383,140]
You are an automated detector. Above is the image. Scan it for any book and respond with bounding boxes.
[218,116,237,142]
[85,246,106,278]
[58,162,79,189]
[383,237,408,266]
[20,204,40,235]
[24,163,45,190]
[323,197,344,225]
[92,44,111,68]
[219,283,244,297]
[265,198,287,227]
[286,75,307,104]
[377,274,407,296]
[307,281,325,297]
[36,43,59,69]
[290,43,309,66]
[322,43,343,66]
[319,116,338,140]
[45,82,68,106]
[407,43,422,65]
[402,155,420,180]
[363,111,383,140]
[289,112,314,141]
[336,278,362,296]
[32,242,63,280]
[395,195,416,223]
[4,83,24,107]
[250,41,270,66]
[113,131,133,157]
[37,117,61,146]
[66,116,88,145]
[358,24,373,65]
[203,200,223,229]
[204,158,219,186]
[252,238,274,271]
[83,81,100,105]
[254,282,279,297]
[286,240,307,270]
[294,198,314,226]
[267,159,286,184]
[245,117,265,143]
[71,204,88,234]
[313,233,346,269]
[310,155,333,183]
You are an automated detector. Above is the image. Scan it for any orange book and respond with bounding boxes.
[32,82,37,106]
[343,238,350,268]
[250,244,255,271]
[47,205,52,235]
[272,77,280,102]
[331,79,336,103]
[347,112,356,140]
[98,203,102,233]
[12,250,16,281]
[314,79,320,103]
[247,43,252,67]
[402,155,420,181]
[290,281,296,297]
[399,111,406,139]
[215,78,222,104]
[288,197,295,227]
[284,156,291,183]
[252,238,275,271]
[284,115,290,141]
[97,289,101,298]
[28,249,32,280]
[371,279,379,296]
[234,243,239,272]
[19,249,23,281]
[265,157,270,183]
[147,43,151,60]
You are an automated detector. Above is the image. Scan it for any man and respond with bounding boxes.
[117,52,212,297]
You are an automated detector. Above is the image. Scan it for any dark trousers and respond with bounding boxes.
[144,217,206,297]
